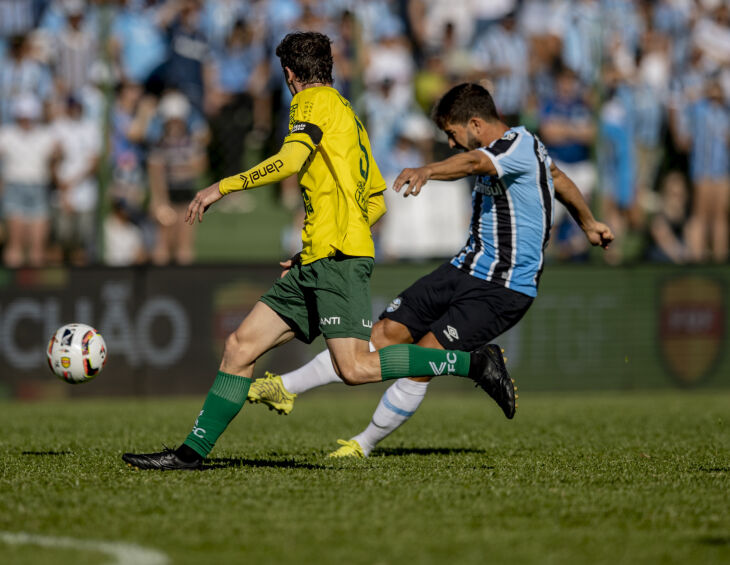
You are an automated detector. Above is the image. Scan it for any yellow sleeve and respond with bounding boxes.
[368,191,386,226]
[370,158,387,193]
[218,141,312,195]
[282,89,326,151]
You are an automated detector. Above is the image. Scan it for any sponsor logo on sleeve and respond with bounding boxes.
[386,297,402,313]
[241,160,285,187]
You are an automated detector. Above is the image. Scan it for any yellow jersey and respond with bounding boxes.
[284,86,386,264]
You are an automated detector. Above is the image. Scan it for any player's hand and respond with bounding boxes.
[279,252,301,278]
[392,166,432,197]
[585,221,614,249]
[185,182,223,224]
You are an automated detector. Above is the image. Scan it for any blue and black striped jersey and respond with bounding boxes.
[451,127,555,298]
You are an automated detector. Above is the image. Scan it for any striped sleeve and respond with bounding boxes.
[482,130,521,178]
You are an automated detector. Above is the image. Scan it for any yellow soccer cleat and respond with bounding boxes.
[247,372,297,415]
[328,439,365,459]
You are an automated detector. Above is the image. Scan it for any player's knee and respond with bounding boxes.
[222,332,254,367]
[370,322,389,349]
[334,363,366,386]
[223,332,241,355]
[372,318,410,348]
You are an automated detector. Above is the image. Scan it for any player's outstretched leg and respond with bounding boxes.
[123,301,294,470]
[247,345,372,414]
[329,378,429,458]
[467,344,517,419]
[123,370,253,470]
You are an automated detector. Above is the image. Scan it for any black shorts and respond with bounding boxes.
[380,262,533,350]
[168,188,197,204]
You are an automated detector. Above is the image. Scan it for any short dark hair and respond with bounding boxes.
[276,32,333,85]
[431,83,500,129]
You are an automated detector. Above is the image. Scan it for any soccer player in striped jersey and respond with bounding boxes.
[121,38,515,470]
[248,83,614,458]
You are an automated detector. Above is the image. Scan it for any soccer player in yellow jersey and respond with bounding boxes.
[122,32,514,470]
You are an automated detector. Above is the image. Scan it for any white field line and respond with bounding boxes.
[0,531,169,565]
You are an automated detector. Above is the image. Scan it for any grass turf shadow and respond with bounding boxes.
[372,447,487,457]
[202,457,325,471]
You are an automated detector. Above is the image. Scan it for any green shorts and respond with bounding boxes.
[260,254,374,344]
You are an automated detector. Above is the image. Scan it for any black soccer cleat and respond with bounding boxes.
[122,447,202,471]
[468,343,516,419]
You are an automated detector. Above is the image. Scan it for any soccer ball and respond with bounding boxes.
[47,323,108,384]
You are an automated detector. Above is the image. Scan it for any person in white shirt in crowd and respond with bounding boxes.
[0,95,60,267]
[51,94,102,265]
[103,196,146,267]
[378,112,470,260]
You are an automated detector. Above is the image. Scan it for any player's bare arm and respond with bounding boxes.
[551,161,614,249]
[393,149,496,197]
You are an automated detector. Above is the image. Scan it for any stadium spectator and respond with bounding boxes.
[51,95,102,265]
[0,0,36,40]
[598,66,637,265]
[110,0,168,86]
[364,17,415,117]
[646,171,690,264]
[206,18,268,179]
[683,78,730,264]
[147,0,212,113]
[470,10,528,126]
[0,33,54,125]
[652,0,693,73]
[412,44,452,113]
[108,80,157,254]
[329,9,365,101]
[558,0,603,87]
[692,3,730,70]
[538,65,596,261]
[408,0,476,57]
[0,95,60,267]
[46,0,98,98]
[103,197,147,266]
[200,0,250,53]
[378,112,470,261]
[148,90,208,265]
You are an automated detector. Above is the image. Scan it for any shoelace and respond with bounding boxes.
[258,373,287,401]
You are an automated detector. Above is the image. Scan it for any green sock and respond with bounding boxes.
[378,345,471,380]
[183,371,252,458]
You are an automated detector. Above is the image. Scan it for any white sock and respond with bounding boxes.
[280,342,376,394]
[352,378,429,456]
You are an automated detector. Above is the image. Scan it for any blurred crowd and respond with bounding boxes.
[0,0,728,267]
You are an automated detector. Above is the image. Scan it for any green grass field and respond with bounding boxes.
[1,389,728,565]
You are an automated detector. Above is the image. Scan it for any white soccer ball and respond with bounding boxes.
[47,323,108,384]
